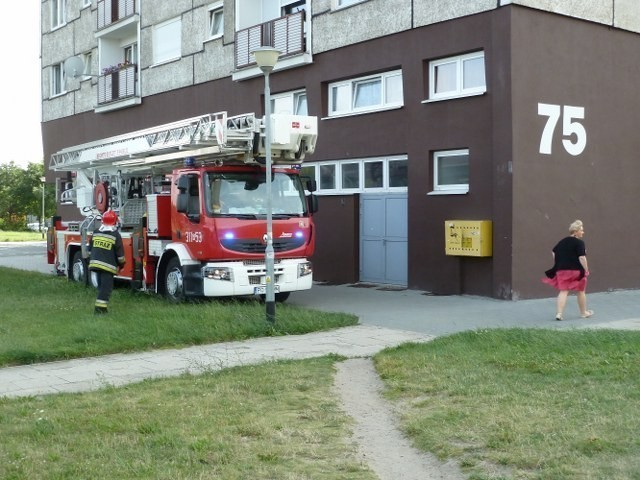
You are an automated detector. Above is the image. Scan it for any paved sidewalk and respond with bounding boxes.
[0,325,434,398]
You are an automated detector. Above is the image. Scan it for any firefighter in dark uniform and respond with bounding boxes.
[89,209,125,314]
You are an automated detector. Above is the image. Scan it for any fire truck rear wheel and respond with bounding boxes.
[71,251,86,284]
[163,257,185,303]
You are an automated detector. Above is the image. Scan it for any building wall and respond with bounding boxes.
[40,1,640,299]
[510,7,640,298]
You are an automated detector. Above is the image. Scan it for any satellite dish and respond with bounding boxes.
[64,56,86,78]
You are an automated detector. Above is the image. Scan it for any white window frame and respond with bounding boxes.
[308,156,408,195]
[208,2,224,40]
[328,70,403,117]
[152,17,182,65]
[271,89,308,115]
[431,149,469,195]
[427,52,486,102]
[81,52,93,80]
[50,63,66,97]
[82,0,91,8]
[51,0,66,29]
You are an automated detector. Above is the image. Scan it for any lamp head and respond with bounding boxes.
[252,47,281,73]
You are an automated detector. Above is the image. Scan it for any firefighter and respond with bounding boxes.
[89,209,125,314]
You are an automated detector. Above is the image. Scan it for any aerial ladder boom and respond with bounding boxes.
[50,111,318,175]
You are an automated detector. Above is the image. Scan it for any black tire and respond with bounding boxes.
[162,257,185,303]
[71,250,86,284]
[275,291,290,303]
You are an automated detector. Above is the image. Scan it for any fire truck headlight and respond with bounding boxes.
[203,267,233,281]
[298,261,312,278]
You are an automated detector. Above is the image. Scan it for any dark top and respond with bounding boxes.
[89,230,125,274]
[552,235,586,271]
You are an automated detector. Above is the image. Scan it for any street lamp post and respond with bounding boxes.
[40,176,46,240]
[252,47,281,324]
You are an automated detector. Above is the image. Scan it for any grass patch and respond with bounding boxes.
[0,267,358,367]
[0,231,44,242]
[375,328,640,479]
[0,356,375,480]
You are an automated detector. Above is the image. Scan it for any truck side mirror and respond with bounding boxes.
[306,180,317,193]
[176,176,189,192]
[308,194,318,214]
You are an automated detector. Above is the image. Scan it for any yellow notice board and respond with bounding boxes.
[445,220,492,257]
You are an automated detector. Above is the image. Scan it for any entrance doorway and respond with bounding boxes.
[359,194,407,285]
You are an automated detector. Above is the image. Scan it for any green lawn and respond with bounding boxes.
[1,267,639,478]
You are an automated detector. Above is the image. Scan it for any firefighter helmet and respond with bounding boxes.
[101,210,118,227]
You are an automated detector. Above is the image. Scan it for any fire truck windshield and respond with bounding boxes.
[204,171,307,217]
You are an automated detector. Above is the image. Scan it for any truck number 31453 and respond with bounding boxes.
[538,103,587,156]
[185,231,203,243]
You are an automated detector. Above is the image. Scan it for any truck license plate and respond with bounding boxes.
[253,285,280,295]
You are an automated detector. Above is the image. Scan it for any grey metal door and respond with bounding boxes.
[360,193,408,285]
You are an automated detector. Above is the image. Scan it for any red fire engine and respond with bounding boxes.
[47,111,318,302]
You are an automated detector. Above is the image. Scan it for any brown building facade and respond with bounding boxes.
[42,2,640,299]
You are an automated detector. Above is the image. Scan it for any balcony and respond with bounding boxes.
[97,64,137,105]
[235,11,306,70]
[97,0,136,30]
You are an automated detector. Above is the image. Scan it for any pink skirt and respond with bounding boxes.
[542,270,587,292]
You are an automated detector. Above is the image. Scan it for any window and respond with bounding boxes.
[124,44,137,64]
[307,157,407,194]
[82,52,93,80]
[271,90,308,115]
[283,0,306,15]
[50,63,65,97]
[389,159,408,188]
[153,17,182,65]
[364,161,383,189]
[51,0,66,29]
[341,163,360,189]
[208,3,223,39]
[329,70,403,117]
[432,150,469,194]
[428,52,486,101]
[83,0,91,7]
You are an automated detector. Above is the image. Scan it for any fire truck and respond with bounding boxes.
[47,111,318,302]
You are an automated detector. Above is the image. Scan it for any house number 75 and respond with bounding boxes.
[538,103,587,156]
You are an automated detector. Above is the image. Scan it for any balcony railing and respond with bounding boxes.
[97,0,136,30]
[235,11,305,70]
[97,64,137,105]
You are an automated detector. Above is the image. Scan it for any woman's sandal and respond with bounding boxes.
[580,310,594,318]
[555,313,563,321]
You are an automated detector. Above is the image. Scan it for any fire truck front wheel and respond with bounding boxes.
[162,257,185,303]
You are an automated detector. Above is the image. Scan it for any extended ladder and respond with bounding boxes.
[50,112,259,174]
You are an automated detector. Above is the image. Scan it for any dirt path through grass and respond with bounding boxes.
[333,358,465,480]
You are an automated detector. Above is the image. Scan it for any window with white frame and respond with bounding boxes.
[153,17,182,65]
[306,157,408,194]
[50,63,65,97]
[208,2,223,40]
[432,149,469,194]
[82,52,93,79]
[271,89,308,115]
[51,0,66,29]
[428,52,486,101]
[329,70,403,117]
[82,0,91,8]
[124,44,137,64]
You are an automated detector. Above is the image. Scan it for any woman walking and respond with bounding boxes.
[542,219,593,321]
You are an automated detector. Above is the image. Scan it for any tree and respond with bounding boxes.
[0,162,56,231]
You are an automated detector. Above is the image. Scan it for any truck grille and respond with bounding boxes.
[221,237,305,254]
